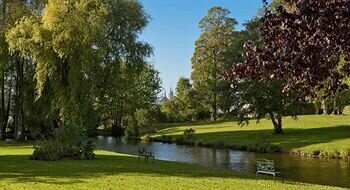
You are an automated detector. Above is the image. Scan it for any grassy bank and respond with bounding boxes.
[0,142,341,190]
[149,115,350,158]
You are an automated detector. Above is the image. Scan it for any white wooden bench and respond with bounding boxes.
[256,159,281,180]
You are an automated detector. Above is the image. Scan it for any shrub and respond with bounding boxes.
[331,149,341,158]
[32,125,96,161]
[247,142,282,153]
[125,125,139,138]
[183,128,196,139]
[143,135,152,142]
[32,140,62,161]
[174,136,185,144]
[79,139,96,160]
[312,150,321,156]
[212,141,225,149]
[343,148,350,160]
[160,135,172,143]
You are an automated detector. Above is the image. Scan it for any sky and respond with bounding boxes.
[139,0,265,93]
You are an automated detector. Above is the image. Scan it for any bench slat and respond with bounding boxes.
[256,158,280,179]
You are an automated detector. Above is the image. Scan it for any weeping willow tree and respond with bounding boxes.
[5,0,159,139]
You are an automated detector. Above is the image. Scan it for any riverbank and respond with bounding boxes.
[0,142,341,189]
[148,115,350,160]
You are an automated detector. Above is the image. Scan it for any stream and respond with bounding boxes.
[94,136,350,188]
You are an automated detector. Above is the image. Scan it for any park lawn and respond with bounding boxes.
[151,115,350,155]
[0,142,342,190]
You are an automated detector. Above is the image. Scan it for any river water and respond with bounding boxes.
[94,136,350,188]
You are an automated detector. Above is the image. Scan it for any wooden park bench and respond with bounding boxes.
[138,147,155,162]
[256,158,281,181]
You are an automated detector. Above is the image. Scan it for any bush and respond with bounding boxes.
[342,148,350,160]
[125,125,139,138]
[79,139,96,160]
[247,142,282,153]
[160,135,173,143]
[212,141,225,149]
[183,128,195,139]
[174,136,184,144]
[32,140,62,161]
[32,125,96,161]
[143,135,152,142]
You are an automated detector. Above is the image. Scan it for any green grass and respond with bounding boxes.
[151,115,350,156]
[0,142,341,189]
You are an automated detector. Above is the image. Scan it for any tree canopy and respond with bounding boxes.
[226,0,350,99]
[0,0,161,139]
[225,0,350,133]
[191,7,238,121]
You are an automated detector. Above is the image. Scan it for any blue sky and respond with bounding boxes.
[139,0,265,93]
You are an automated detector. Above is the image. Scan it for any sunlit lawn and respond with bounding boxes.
[0,142,341,190]
[152,115,350,155]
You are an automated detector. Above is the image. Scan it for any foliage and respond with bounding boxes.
[32,125,95,161]
[247,142,282,153]
[225,0,350,133]
[79,139,96,160]
[161,77,209,122]
[226,0,350,99]
[191,7,238,121]
[123,113,141,138]
[134,108,158,134]
[0,0,160,140]
[183,128,195,139]
[236,79,303,133]
[161,98,183,122]
[312,57,350,115]
[135,109,154,128]
[32,138,61,161]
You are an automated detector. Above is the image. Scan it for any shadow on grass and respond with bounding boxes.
[0,154,266,186]
[0,149,347,188]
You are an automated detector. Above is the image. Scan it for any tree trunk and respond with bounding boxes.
[211,52,218,122]
[0,0,8,141]
[333,98,338,115]
[0,64,5,140]
[52,119,59,129]
[14,57,24,140]
[315,102,320,115]
[211,96,217,121]
[2,76,12,136]
[112,115,124,137]
[269,112,283,134]
[322,99,328,115]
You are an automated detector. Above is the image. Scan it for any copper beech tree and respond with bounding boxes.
[225,0,350,134]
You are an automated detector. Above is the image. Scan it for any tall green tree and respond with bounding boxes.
[191,7,237,121]
[6,0,156,139]
[0,0,36,139]
[161,77,209,122]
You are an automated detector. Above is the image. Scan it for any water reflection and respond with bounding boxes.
[94,136,350,188]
